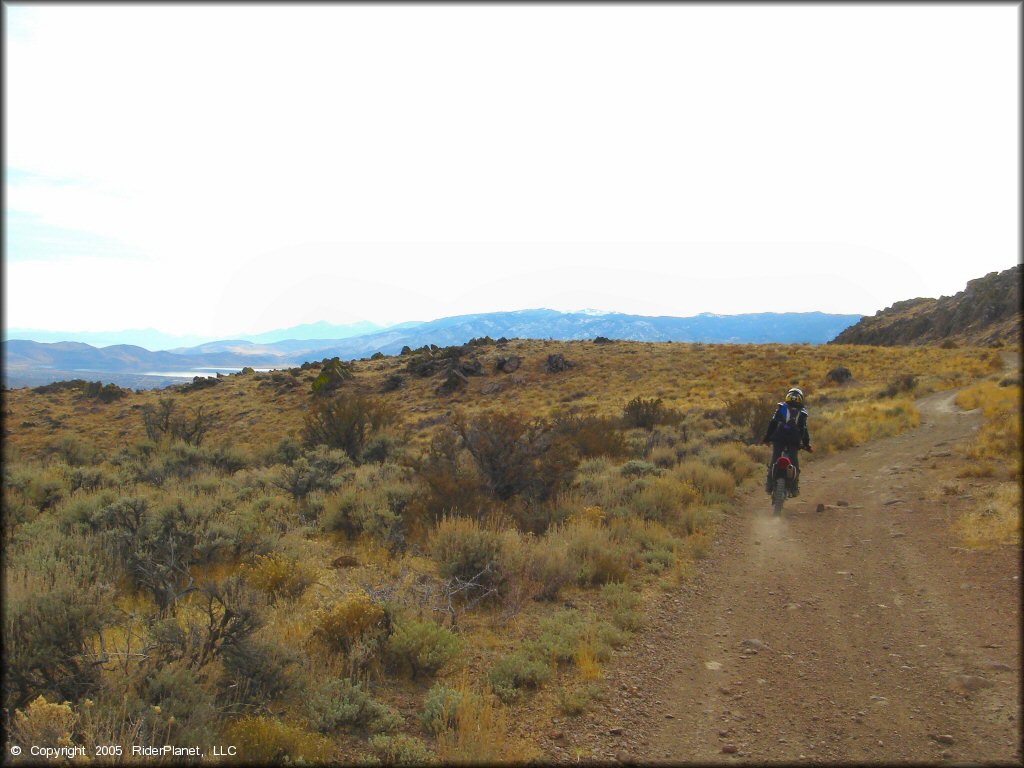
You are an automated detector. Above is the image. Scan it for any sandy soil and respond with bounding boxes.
[541,388,1021,764]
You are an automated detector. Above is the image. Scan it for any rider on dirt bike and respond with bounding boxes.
[762,387,812,496]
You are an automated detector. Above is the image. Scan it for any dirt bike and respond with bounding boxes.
[767,445,812,516]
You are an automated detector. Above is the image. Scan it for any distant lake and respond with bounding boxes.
[141,367,278,378]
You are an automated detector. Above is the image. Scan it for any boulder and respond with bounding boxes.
[437,367,469,395]
[546,354,573,373]
[495,355,522,373]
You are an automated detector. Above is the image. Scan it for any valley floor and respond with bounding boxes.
[540,389,1021,764]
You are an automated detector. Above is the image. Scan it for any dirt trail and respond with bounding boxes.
[542,389,1021,764]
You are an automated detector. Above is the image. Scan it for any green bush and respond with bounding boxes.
[455,410,579,503]
[3,586,110,709]
[553,413,630,459]
[553,521,634,586]
[420,684,474,735]
[386,619,462,680]
[304,678,402,735]
[488,652,551,703]
[141,664,217,745]
[622,397,681,429]
[527,535,576,601]
[619,460,659,478]
[601,583,643,631]
[367,734,434,765]
[301,392,397,462]
[430,516,505,592]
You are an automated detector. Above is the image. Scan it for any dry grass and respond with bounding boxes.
[953,483,1021,549]
[1,339,1005,762]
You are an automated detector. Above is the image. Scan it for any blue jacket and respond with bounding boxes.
[763,403,811,448]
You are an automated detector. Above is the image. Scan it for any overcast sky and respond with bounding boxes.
[4,4,1019,337]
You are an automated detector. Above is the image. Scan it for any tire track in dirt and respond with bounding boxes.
[542,389,1020,764]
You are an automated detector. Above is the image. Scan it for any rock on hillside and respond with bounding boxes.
[830,265,1021,347]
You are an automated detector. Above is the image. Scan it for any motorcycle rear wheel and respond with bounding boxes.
[772,478,786,516]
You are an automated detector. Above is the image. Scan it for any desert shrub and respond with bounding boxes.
[322,489,362,537]
[628,519,679,572]
[552,520,634,586]
[304,678,401,735]
[302,391,398,462]
[311,590,388,655]
[601,583,643,631]
[826,366,853,384]
[273,446,352,500]
[141,398,215,446]
[415,428,490,521]
[386,618,463,679]
[577,456,614,476]
[455,410,579,504]
[721,393,777,444]
[814,398,920,454]
[33,378,91,395]
[704,442,758,483]
[430,516,505,591]
[619,459,659,478]
[66,465,116,494]
[435,682,515,763]
[649,445,677,468]
[207,445,252,474]
[182,375,220,392]
[218,639,297,711]
[360,430,403,464]
[622,396,680,430]
[244,553,315,602]
[367,734,435,765]
[488,652,551,703]
[672,459,735,498]
[553,413,630,459]
[380,373,405,392]
[141,665,217,743]
[879,374,918,398]
[24,465,67,512]
[320,464,415,548]
[273,437,303,465]
[98,497,214,614]
[420,683,478,735]
[526,610,587,665]
[526,535,577,601]
[48,434,98,467]
[158,578,261,671]
[58,489,119,533]
[223,716,333,764]
[631,477,695,524]
[557,684,601,716]
[9,696,79,751]
[4,586,110,708]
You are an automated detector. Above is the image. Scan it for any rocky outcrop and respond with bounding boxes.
[545,354,573,373]
[495,355,521,373]
[830,266,1020,347]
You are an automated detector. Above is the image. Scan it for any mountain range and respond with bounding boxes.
[4,309,862,389]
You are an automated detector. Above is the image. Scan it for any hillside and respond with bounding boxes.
[830,265,1021,347]
[3,310,863,390]
[1,339,1014,764]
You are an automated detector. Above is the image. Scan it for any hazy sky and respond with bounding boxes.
[4,4,1019,336]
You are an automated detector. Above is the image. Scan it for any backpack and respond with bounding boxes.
[777,403,806,438]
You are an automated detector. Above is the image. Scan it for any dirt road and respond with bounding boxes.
[543,389,1021,764]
